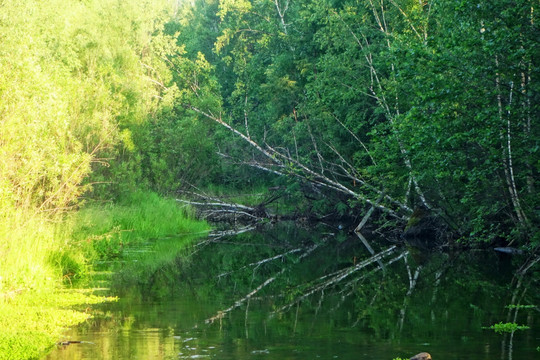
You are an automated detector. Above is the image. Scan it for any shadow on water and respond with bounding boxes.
[45,222,539,360]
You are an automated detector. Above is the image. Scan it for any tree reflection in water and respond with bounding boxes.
[47,222,539,360]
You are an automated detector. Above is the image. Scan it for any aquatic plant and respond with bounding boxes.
[485,322,530,334]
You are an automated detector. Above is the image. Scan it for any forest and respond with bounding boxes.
[0,0,538,358]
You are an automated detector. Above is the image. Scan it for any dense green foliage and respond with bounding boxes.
[0,0,167,291]
[0,1,208,358]
[0,0,538,357]
[166,0,539,245]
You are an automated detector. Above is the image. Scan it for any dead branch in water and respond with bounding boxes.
[186,106,412,222]
[177,187,284,222]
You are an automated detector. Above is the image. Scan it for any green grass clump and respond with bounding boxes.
[68,191,210,298]
[71,191,210,260]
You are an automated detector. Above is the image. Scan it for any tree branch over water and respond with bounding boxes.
[186,105,410,223]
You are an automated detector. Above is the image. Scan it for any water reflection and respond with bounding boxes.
[45,223,539,360]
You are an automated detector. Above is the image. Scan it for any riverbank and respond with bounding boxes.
[0,191,209,360]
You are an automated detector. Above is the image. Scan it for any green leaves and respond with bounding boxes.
[139,0,540,243]
[485,322,530,334]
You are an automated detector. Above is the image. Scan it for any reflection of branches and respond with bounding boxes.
[333,250,408,316]
[430,270,443,322]
[190,225,256,256]
[502,251,540,360]
[398,257,423,332]
[205,241,325,324]
[217,246,303,278]
[274,246,401,315]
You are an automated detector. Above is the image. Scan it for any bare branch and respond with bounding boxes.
[329,112,377,166]
[274,0,290,34]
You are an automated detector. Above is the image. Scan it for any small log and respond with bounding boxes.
[58,340,82,346]
[494,247,524,255]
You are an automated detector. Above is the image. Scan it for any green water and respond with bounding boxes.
[45,224,539,360]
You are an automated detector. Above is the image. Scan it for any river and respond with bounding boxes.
[45,223,539,360]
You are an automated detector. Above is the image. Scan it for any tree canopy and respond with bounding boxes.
[1,0,538,245]
[168,0,539,245]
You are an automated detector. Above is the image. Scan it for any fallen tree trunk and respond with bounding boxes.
[187,106,412,223]
[177,189,280,223]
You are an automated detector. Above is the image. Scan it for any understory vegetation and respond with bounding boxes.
[0,0,538,358]
[1,1,208,357]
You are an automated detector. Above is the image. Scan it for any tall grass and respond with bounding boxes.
[71,191,210,261]
[0,191,208,359]
[0,206,112,360]
[0,208,61,293]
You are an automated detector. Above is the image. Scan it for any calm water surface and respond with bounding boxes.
[45,224,540,360]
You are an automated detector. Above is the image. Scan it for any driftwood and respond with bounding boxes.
[177,188,284,223]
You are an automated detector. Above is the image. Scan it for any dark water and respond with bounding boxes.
[45,224,540,360]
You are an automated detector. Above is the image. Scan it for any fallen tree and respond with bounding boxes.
[177,187,283,223]
[187,106,412,226]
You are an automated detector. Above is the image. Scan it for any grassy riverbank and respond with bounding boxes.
[0,191,208,360]
[71,191,210,262]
